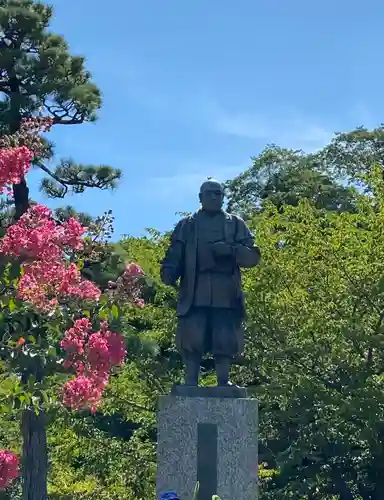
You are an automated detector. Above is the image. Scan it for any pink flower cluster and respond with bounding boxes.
[0,146,33,193]
[0,117,53,159]
[0,204,100,311]
[1,204,85,259]
[21,116,53,134]
[61,318,125,412]
[0,450,19,489]
[107,262,145,307]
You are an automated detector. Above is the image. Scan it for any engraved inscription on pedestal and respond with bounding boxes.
[197,423,218,500]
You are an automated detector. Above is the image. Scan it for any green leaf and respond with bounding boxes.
[48,347,57,357]
[193,482,200,500]
[24,393,32,406]
[0,404,12,414]
[99,295,108,306]
[40,390,49,405]
[8,298,16,312]
[99,310,108,321]
[27,375,36,391]
[111,304,119,319]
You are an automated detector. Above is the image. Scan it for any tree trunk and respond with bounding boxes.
[9,76,30,220]
[8,80,47,500]
[21,409,48,500]
[12,178,30,219]
[20,359,48,500]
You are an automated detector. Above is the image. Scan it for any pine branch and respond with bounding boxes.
[37,163,69,196]
[44,103,84,125]
[38,159,122,198]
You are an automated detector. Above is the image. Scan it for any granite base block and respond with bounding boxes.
[157,387,258,500]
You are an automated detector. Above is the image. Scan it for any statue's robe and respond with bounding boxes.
[161,209,260,357]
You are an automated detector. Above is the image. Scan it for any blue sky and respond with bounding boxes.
[27,0,384,238]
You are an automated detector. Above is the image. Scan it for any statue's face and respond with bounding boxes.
[199,181,224,212]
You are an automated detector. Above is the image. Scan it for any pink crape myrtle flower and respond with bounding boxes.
[124,262,144,276]
[60,318,92,358]
[0,204,100,311]
[62,375,106,413]
[0,141,142,413]
[0,146,33,193]
[106,261,145,307]
[17,261,100,312]
[0,450,19,489]
[0,204,86,260]
[61,319,126,412]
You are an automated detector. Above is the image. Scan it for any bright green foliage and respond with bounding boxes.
[26,232,181,499]
[4,164,383,498]
[0,248,156,498]
[46,414,156,500]
[238,166,384,498]
[4,116,384,498]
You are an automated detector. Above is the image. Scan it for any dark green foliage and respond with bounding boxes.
[224,145,357,217]
[39,160,122,199]
[0,0,121,216]
[319,125,384,180]
[0,0,100,125]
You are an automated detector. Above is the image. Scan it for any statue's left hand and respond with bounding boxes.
[211,241,234,257]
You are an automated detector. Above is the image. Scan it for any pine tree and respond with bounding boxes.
[0,0,121,218]
[0,2,121,499]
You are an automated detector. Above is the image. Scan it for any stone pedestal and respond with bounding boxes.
[157,386,258,500]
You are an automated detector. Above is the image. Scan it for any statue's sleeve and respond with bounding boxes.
[233,218,261,268]
[160,219,186,285]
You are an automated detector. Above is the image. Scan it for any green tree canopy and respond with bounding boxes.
[224,145,357,218]
[237,166,384,499]
[319,125,384,182]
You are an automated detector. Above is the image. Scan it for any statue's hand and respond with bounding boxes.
[211,241,234,257]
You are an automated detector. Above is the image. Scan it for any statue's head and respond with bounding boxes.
[199,179,224,213]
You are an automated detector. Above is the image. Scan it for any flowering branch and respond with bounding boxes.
[0,119,145,490]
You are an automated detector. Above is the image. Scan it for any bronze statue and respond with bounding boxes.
[160,179,260,386]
